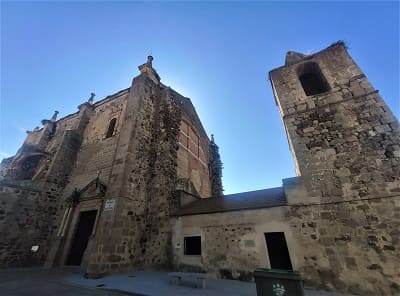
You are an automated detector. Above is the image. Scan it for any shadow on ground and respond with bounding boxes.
[0,267,141,296]
[0,268,356,296]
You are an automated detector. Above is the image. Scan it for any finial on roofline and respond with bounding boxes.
[51,111,59,122]
[137,54,160,83]
[147,55,153,67]
[88,92,95,104]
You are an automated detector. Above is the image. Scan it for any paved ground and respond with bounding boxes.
[65,270,355,296]
[0,268,140,296]
[1,268,355,296]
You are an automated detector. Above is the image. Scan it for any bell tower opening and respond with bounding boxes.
[297,62,330,96]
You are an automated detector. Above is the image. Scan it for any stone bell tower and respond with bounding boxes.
[270,42,400,295]
[270,42,400,203]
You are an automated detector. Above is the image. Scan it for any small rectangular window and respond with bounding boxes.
[184,236,201,255]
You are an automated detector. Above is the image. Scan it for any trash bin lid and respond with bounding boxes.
[254,268,303,280]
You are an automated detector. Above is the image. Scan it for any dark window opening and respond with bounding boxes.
[184,236,201,255]
[298,62,329,96]
[264,232,293,270]
[106,118,117,138]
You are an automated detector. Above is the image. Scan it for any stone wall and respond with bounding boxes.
[269,42,400,202]
[285,192,399,295]
[0,180,61,267]
[171,191,399,295]
[0,96,91,267]
[266,42,400,295]
[0,54,220,270]
[171,42,399,296]
[62,93,128,198]
[81,91,128,145]
[83,63,185,275]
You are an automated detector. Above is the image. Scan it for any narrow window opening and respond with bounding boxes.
[184,236,201,255]
[106,118,117,138]
[264,232,293,270]
[298,62,329,96]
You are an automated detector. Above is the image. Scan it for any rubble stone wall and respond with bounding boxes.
[85,72,184,275]
[270,43,400,202]
[172,190,399,295]
[268,43,400,295]
[0,180,61,266]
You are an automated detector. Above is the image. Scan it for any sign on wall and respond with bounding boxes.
[104,199,117,211]
[31,245,39,252]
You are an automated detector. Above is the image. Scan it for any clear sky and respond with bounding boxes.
[1,1,399,194]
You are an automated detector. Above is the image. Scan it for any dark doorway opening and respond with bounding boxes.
[66,210,97,266]
[264,232,293,270]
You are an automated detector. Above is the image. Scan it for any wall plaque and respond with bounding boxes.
[31,245,39,252]
[244,240,255,247]
[104,199,116,211]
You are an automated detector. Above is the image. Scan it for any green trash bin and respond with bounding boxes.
[254,268,304,296]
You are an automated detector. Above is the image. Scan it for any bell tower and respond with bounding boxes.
[270,42,400,202]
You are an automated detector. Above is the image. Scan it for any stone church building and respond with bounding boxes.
[0,42,399,295]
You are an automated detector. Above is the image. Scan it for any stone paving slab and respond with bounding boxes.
[64,270,357,296]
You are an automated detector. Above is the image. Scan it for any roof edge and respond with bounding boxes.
[172,202,287,217]
[268,41,347,75]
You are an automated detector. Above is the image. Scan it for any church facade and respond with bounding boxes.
[0,56,223,271]
[1,42,399,296]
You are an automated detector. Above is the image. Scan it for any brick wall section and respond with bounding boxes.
[177,122,212,197]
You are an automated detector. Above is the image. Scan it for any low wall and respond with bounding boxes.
[171,195,400,295]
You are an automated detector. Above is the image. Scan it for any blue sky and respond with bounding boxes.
[1,1,399,194]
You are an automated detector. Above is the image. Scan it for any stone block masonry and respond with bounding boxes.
[171,42,399,296]
[1,42,398,296]
[270,42,400,202]
[269,42,400,295]
[0,56,220,272]
[173,194,399,295]
[85,64,186,275]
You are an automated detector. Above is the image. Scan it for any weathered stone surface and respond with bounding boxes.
[171,42,399,296]
[1,43,399,296]
[268,43,399,295]
[0,57,221,273]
